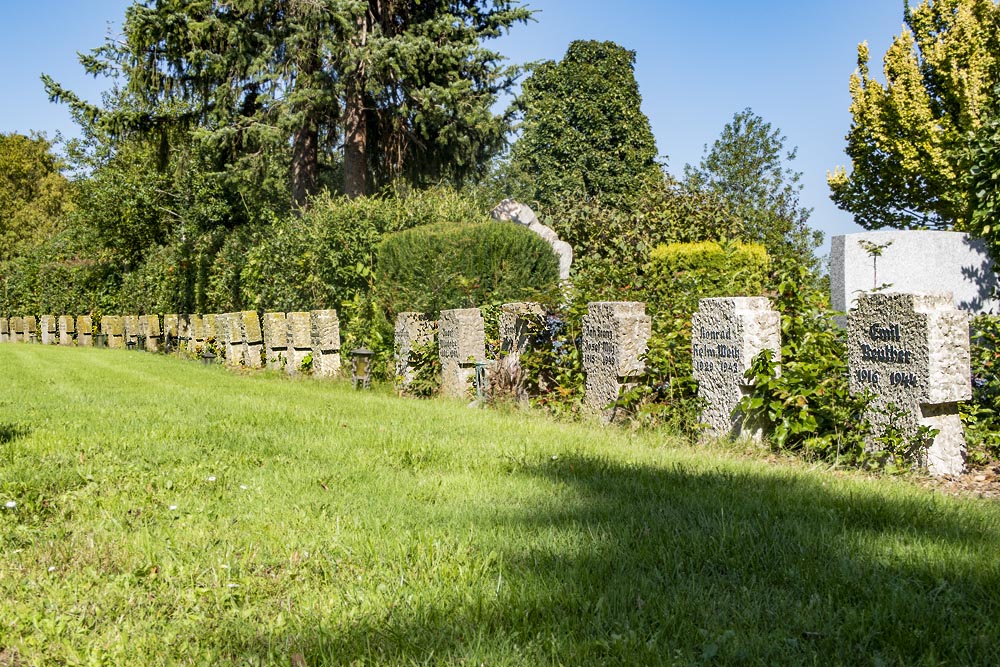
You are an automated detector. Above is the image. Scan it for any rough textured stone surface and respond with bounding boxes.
[848,292,972,476]
[23,316,37,343]
[394,312,436,389]
[123,315,140,347]
[310,309,341,377]
[286,312,312,373]
[581,302,651,415]
[222,312,244,366]
[39,316,57,345]
[76,316,93,347]
[491,199,573,281]
[0,317,8,343]
[832,231,998,317]
[499,302,544,361]
[58,316,75,346]
[239,311,263,368]
[691,297,781,439]
[190,315,205,349]
[101,316,124,348]
[262,312,289,370]
[9,317,22,343]
[438,308,486,398]
[143,315,162,351]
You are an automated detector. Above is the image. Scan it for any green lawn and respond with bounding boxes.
[1,344,999,666]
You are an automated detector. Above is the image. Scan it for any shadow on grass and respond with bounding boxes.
[235,455,1000,665]
[0,422,29,445]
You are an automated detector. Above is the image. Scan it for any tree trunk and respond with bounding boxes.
[343,80,367,199]
[291,122,318,208]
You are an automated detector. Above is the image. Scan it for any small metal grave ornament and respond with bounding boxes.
[351,348,375,389]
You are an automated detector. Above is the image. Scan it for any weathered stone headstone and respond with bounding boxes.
[0,317,8,343]
[848,292,971,476]
[23,316,37,344]
[9,317,23,343]
[394,312,436,390]
[124,315,140,348]
[202,314,219,356]
[163,315,178,351]
[287,312,313,373]
[438,308,486,399]
[76,315,93,347]
[102,316,124,349]
[691,297,781,439]
[240,311,264,369]
[581,302,651,415]
[190,315,205,351]
[58,316,75,346]
[832,231,999,316]
[38,316,56,345]
[262,312,289,370]
[499,302,544,361]
[222,312,243,366]
[310,309,341,377]
[144,314,162,352]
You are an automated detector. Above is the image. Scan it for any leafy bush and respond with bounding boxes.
[377,221,560,317]
[737,260,870,463]
[962,314,1000,465]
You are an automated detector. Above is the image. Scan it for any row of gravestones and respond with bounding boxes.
[0,310,342,376]
[399,294,972,477]
[1,292,972,475]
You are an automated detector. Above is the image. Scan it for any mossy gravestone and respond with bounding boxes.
[691,297,781,439]
[848,292,971,476]
[310,309,340,377]
[0,317,8,343]
[102,316,124,349]
[39,315,57,345]
[395,312,436,390]
[241,311,264,369]
[287,312,313,374]
[76,316,92,347]
[23,316,37,343]
[58,315,75,346]
[9,317,22,343]
[263,313,288,370]
[581,302,651,416]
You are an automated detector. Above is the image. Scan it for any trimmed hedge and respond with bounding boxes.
[645,240,770,313]
[377,221,560,316]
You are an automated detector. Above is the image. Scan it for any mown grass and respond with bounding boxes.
[1,345,999,666]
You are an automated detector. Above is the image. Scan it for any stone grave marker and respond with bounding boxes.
[240,311,264,368]
[438,308,486,398]
[21,316,36,343]
[848,292,971,476]
[58,315,75,346]
[102,316,124,349]
[190,315,205,351]
[123,315,140,348]
[0,317,8,343]
[499,302,544,361]
[39,315,57,345]
[394,312,436,390]
[145,314,162,352]
[581,302,651,415]
[163,315,178,351]
[263,312,289,370]
[691,297,781,439]
[222,312,243,366]
[9,317,23,343]
[287,312,313,373]
[310,309,341,377]
[76,315,93,347]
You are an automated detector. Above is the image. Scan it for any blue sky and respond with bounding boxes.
[0,1,907,257]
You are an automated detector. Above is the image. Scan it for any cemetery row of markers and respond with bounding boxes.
[0,291,973,476]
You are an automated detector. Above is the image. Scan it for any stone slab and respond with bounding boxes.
[76,315,93,347]
[692,297,781,439]
[0,317,7,343]
[310,309,340,377]
[101,316,124,348]
[848,292,971,475]
[831,231,999,316]
[58,315,75,346]
[581,302,651,413]
[395,312,436,389]
[286,312,312,373]
[439,308,486,398]
[39,315,57,345]
[262,312,289,370]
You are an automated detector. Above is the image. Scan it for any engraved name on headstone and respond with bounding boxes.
[691,297,781,439]
[438,308,486,399]
[581,302,651,416]
[848,292,971,476]
[499,302,544,361]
